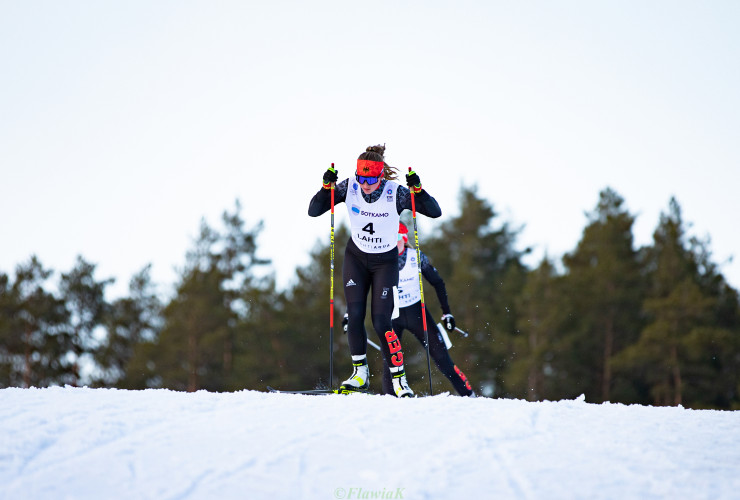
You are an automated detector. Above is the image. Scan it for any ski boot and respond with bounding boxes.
[337,355,370,394]
[390,366,414,398]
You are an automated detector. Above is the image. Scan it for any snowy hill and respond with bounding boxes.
[1,388,739,500]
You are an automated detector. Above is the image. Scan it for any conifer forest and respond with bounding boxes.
[2,187,739,410]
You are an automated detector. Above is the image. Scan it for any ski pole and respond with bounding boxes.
[367,339,382,352]
[455,326,469,338]
[409,167,433,396]
[329,163,336,391]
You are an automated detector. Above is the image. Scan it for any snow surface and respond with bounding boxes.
[1,387,739,500]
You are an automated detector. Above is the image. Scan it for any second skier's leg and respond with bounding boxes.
[416,306,474,396]
[370,255,413,398]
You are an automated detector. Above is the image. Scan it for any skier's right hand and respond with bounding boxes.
[323,166,338,188]
[441,313,456,332]
[342,313,349,333]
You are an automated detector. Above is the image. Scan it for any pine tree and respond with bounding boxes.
[233,224,351,391]
[95,265,162,388]
[510,257,564,401]
[59,256,115,386]
[0,257,70,387]
[135,200,269,392]
[559,188,644,403]
[422,185,528,397]
[615,198,740,408]
[0,271,11,385]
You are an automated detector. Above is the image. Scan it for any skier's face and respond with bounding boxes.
[359,177,380,194]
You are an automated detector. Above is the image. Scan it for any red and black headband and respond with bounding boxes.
[356,159,384,177]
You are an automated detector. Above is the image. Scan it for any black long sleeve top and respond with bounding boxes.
[308,178,442,218]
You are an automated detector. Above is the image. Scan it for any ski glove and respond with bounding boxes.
[441,313,456,332]
[406,170,422,194]
[342,313,349,333]
[323,166,338,189]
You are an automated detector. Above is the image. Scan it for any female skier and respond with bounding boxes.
[381,222,475,397]
[308,144,442,397]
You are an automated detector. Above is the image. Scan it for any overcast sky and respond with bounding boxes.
[2,1,738,298]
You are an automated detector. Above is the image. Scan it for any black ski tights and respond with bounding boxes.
[343,240,405,373]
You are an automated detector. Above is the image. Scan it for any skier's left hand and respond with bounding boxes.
[406,170,422,194]
[441,313,455,332]
[342,313,349,333]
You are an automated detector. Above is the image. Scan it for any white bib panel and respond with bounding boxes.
[346,181,400,254]
[398,250,422,308]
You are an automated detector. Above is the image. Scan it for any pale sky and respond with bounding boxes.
[2,1,739,299]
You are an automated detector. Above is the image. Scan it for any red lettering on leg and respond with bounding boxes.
[386,330,404,366]
[388,339,402,354]
[454,365,472,390]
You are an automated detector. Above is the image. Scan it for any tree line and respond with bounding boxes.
[1,188,738,409]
